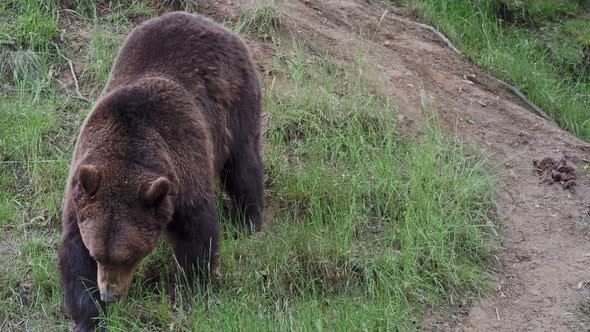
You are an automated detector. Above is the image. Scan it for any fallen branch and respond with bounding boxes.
[388,13,556,126]
[389,14,461,54]
[485,74,556,124]
[50,42,90,103]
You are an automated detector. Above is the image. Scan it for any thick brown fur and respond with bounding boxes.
[58,12,264,331]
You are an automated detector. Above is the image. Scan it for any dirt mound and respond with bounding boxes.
[534,157,577,190]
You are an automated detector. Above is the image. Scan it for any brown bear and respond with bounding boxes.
[58,11,264,332]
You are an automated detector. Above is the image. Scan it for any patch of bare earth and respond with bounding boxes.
[213,0,590,330]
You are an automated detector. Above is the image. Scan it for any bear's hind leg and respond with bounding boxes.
[221,146,264,233]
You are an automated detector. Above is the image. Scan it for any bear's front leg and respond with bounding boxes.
[221,144,264,233]
[59,207,105,332]
[167,198,219,287]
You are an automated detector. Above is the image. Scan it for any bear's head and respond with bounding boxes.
[72,163,174,302]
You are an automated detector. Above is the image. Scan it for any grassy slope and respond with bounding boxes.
[400,0,590,140]
[0,1,497,330]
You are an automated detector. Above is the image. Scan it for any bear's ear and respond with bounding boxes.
[142,177,171,206]
[78,164,101,197]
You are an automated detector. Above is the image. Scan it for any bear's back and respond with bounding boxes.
[93,12,261,172]
[103,12,253,110]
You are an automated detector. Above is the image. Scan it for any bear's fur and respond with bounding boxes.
[58,12,264,331]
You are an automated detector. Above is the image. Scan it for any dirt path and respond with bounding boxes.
[218,0,590,330]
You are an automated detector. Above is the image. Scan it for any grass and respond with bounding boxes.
[0,1,497,330]
[80,27,125,96]
[0,0,59,52]
[496,0,580,25]
[399,0,590,140]
[227,0,282,42]
[542,15,590,80]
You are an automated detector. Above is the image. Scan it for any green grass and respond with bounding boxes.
[400,0,590,140]
[0,0,59,51]
[542,15,590,80]
[226,0,282,42]
[80,26,125,96]
[0,1,497,330]
[0,0,59,97]
[497,0,580,25]
[0,96,82,331]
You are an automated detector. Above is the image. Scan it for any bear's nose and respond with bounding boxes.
[100,290,119,303]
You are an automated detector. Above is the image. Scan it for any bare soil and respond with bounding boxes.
[209,0,590,330]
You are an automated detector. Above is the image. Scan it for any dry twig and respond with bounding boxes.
[50,42,90,103]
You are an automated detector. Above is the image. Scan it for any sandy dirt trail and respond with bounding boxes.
[214,0,590,330]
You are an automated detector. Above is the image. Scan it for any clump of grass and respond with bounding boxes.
[251,0,282,40]
[0,48,53,96]
[59,0,162,19]
[402,0,590,140]
[543,15,590,79]
[496,0,580,25]
[228,0,282,42]
[0,0,61,96]
[81,27,124,97]
[0,97,65,184]
[0,0,59,51]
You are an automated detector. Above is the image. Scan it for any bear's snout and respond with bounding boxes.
[97,263,136,303]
